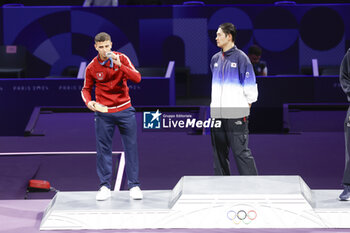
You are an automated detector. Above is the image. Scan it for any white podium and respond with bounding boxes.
[40,176,350,230]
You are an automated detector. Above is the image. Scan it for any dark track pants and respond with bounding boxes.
[343,107,350,185]
[211,118,258,176]
[94,106,140,189]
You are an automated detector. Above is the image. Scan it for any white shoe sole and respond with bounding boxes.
[96,192,111,201]
[96,197,111,201]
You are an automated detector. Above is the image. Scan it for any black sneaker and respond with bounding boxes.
[339,185,350,201]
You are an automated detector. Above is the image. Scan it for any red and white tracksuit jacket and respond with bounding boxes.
[81,52,141,113]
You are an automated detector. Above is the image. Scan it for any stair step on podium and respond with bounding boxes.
[40,176,350,230]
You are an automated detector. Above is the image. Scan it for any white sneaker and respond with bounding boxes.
[96,186,111,201]
[130,186,143,200]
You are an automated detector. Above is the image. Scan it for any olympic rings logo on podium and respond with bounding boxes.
[226,209,257,224]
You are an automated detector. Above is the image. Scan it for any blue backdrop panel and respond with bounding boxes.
[139,19,173,67]
[300,6,344,51]
[0,76,174,136]
[0,8,3,45]
[7,9,72,77]
[299,37,345,69]
[173,18,208,74]
[0,75,346,136]
[3,7,70,45]
[71,33,96,59]
[252,6,299,74]
[3,4,350,78]
[263,42,299,75]
[0,79,84,136]
[71,10,129,48]
[253,6,298,52]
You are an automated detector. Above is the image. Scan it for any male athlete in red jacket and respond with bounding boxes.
[81,32,142,201]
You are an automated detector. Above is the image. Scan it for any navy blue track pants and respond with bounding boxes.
[94,106,140,189]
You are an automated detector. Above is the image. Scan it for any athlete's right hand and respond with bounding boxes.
[87,101,97,112]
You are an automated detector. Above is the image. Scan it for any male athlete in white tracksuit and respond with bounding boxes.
[210,23,258,176]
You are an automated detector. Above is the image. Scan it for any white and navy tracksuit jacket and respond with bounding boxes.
[210,45,258,119]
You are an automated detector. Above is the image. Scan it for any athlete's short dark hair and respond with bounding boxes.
[219,23,236,42]
[95,32,111,43]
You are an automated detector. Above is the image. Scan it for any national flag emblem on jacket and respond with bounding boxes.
[96,72,104,80]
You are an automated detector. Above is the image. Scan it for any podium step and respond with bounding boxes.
[40,176,350,230]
